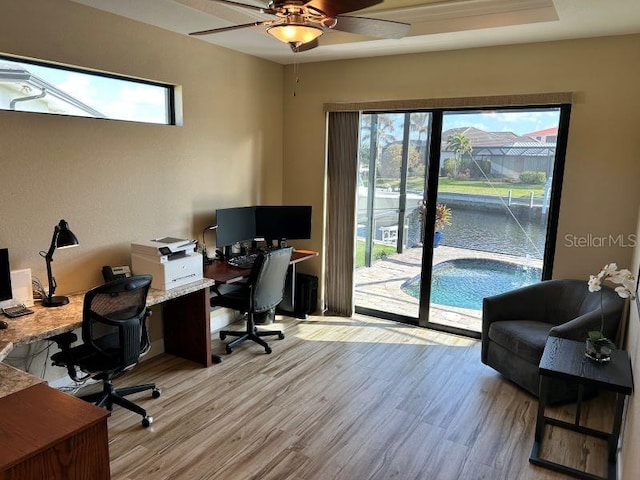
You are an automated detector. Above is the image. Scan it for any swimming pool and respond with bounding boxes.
[401,258,542,311]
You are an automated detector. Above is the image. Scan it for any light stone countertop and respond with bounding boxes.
[0,278,215,393]
[0,362,45,398]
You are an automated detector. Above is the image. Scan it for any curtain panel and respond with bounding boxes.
[325,111,360,316]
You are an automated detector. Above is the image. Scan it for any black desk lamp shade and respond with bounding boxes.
[42,219,79,307]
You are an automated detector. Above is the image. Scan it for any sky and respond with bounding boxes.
[8,58,169,124]
[442,109,561,136]
[365,109,562,145]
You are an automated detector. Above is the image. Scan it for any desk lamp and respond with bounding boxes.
[41,219,79,307]
[201,225,217,265]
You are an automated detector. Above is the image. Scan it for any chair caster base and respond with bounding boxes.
[142,416,153,428]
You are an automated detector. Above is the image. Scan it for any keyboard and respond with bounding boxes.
[228,253,258,269]
[2,304,34,318]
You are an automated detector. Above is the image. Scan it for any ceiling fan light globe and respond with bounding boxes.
[267,23,322,45]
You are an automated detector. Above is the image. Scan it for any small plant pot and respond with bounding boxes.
[433,231,443,248]
[585,339,611,363]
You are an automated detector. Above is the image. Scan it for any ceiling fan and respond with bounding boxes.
[189,0,411,52]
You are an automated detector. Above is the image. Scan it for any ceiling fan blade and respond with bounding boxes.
[303,0,383,17]
[211,0,276,15]
[290,38,320,53]
[333,15,410,39]
[190,21,268,36]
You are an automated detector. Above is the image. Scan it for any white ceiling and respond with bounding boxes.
[71,0,640,65]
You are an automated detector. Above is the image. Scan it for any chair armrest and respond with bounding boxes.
[548,309,602,342]
[49,332,80,381]
[550,297,623,343]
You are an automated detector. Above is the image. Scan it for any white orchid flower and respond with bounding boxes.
[611,268,633,284]
[622,277,636,299]
[615,286,631,298]
[589,264,636,299]
[588,275,602,292]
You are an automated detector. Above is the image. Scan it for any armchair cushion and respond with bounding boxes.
[488,320,553,365]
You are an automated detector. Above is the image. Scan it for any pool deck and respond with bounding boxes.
[354,245,543,332]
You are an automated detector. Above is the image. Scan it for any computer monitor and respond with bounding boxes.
[215,206,256,247]
[0,248,12,302]
[255,206,312,247]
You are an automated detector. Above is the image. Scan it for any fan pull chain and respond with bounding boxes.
[293,55,299,97]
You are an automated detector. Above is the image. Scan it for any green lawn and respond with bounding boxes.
[355,240,397,267]
[379,177,544,198]
[437,178,544,198]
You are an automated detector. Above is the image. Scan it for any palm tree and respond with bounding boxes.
[360,113,398,181]
[446,132,472,178]
[410,112,430,145]
[360,114,396,148]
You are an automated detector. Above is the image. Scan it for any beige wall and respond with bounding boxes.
[282,34,640,478]
[283,35,640,298]
[4,1,640,473]
[0,0,284,294]
[620,205,640,479]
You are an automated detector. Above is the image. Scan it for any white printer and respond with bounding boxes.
[131,237,202,290]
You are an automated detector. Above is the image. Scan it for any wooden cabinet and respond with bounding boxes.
[0,384,110,480]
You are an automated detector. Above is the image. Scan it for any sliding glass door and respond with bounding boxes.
[354,105,569,337]
[354,112,431,320]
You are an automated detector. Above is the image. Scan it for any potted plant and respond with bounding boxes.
[433,203,452,247]
[417,201,453,247]
[586,263,635,362]
[585,331,616,362]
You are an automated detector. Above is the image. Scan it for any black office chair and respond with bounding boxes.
[50,275,161,427]
[213,247,293,354]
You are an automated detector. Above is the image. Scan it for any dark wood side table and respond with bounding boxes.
[530,336,633,480]
[0,384,110,480]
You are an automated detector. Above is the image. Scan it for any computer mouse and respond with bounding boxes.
[0,320,8,329]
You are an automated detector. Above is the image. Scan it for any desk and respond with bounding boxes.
[0,279,216,480]
[530,337,633,480]
[204,249,318,318]
[0,383,110,480]
[0,363,44,398]
[0,278,216,368]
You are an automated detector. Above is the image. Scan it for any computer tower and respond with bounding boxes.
[279,270,318,316]
[295,273,318,314]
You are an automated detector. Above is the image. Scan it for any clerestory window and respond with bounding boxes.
[0,54,176,125]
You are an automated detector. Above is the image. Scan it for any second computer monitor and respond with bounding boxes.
[215,206,256,248]
[256,206,312,247]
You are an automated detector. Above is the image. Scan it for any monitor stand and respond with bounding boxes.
[264,238,287,250]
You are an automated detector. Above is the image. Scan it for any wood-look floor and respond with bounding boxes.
[105,315,615,480]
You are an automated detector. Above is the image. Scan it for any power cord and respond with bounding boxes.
[32,276,47,302]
